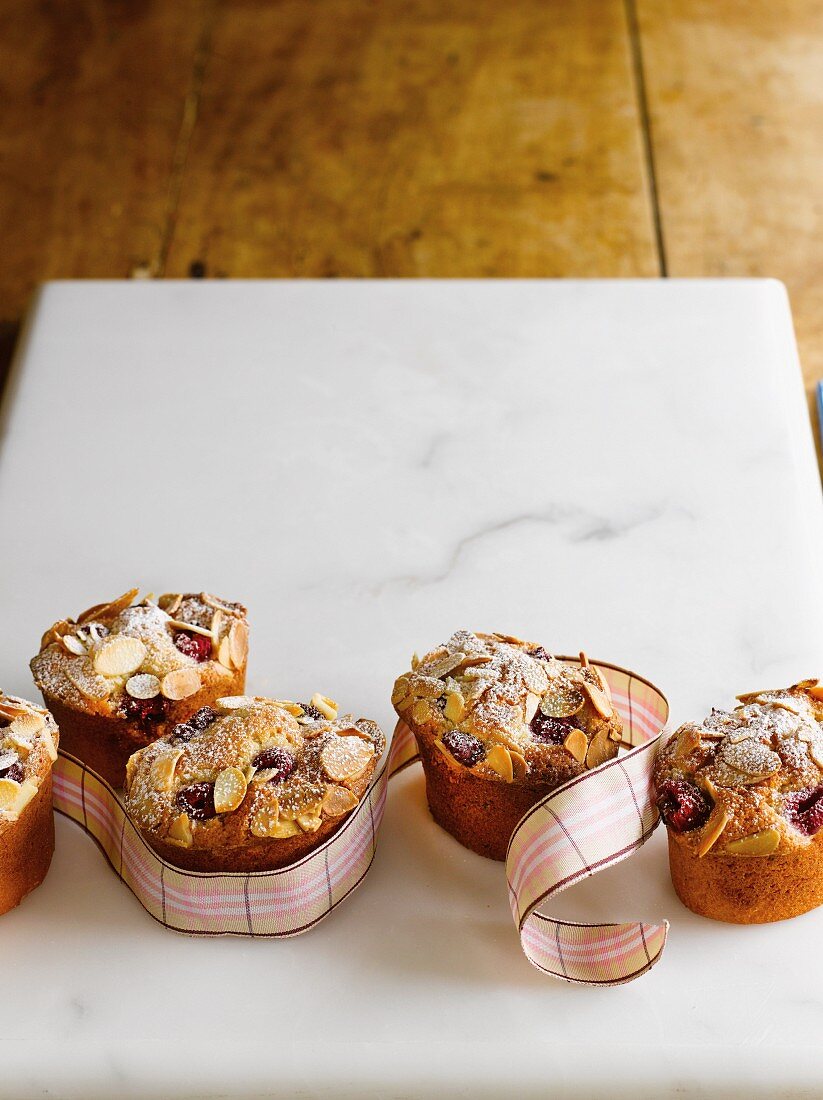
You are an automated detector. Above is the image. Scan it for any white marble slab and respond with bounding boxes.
[0,280,821,1099]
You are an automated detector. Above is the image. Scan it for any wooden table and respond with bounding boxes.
[2,0,822,456]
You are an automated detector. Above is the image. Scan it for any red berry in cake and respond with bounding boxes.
[530,712,569,745]
[529,646,551,661]
[0,761,24,783]
[442,729,485,767]
[253,746,297,782]
[176,782,217,820]
[299,703,324,721]
[655,778,712,833]
[173,631,212,663]
[119,694,170,731]
[784,785,823,837]
[189,706,218,730]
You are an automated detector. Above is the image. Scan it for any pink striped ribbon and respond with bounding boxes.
[52,659,668,983]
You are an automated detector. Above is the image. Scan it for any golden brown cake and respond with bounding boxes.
[123,693,386,872]
[30,589,248,789]
[653,679,823,924]
[392,631,624,861]
[0,691,59,916]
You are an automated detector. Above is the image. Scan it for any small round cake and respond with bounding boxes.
[653,679,823,923]
[30,590,248,788]
[0,691,59,916]
[124,694,386,872]
[392,631,624,861]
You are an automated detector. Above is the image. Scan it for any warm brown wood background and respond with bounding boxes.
[2,0,821,455]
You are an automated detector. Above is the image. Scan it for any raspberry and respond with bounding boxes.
[442,729,485,767]
[530,712,569,744]
[189,707,218,730]
[655,778,712,833]
[119,694,169,731]
[529,647,551,661]
[253,746,297,783]
[176,782,217,820]
[173,631,212,663]
[784,785,823,837]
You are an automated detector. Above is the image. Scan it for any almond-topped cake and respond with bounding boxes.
[654,679,823,923]
[392,630,624,860]
[30,590,248,788]
[0,691,59,915]
[124,694,386,871]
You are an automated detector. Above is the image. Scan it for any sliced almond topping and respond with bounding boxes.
[0,777,22,809]
[675,726,703,759]
[310,693,338,720]
[322,784,359,817]
[213,766,248,813]
[395,695,414,713]
[210,608,224,646]
[167,619,213,638]
[79,588,139,624]
[217,636,234,670]
[391,678,411,706]
[126,673,161,700]
[161,668,201,701]
[272,700,304,717]
[726,827,781,857]
[216,695,256,710]
[524,692,541,723]
[65,667,112,701]
[411,700,431,724]
[9,712,45,739]
[228,620,249,669]
[250,801,280,837]
[150,750,184,790]
[320,736,375,782]
[0,699,35,721]
[809,741,823,769]
[720,740,781,780]
[296,812,322,833]
[608,729,624,742]
[540,681,585,719]
[270,819,302,838]
[563,728,588,764]
[62,634,87,657]
[807,681,823,702]
[585,727,615,770]
[93,635,147,677]
[581,680,613,719]
[509,750,528,781]
[158,593,183,615]
[443,690,465,724]
[697,804,731,857]
[592,666,613,701]
[485,744,514,782]
[201,592,236,614]
[40,727,58,763]
[167,812,193,848]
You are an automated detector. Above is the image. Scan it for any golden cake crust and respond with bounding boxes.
[30,589,247,787]
[124,694,385,872]
[393,631,624,860]
[654,679,823,923]
[0,691,59,915]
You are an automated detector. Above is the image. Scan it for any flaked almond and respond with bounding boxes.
[0,777,22,809]
[167,812,193,847]
[158,592,183,615]
[272,700,303,717]
[809,741,823,769]
[216,695,255,710]
[167,619,213,638]
[79,588,138,624]
[0,777,38,819]
[94,635,147,677]
[270,819,302,838]
[720,740,780,780]
[509,750,528,781]
[581,679,613,719]
[697,804,731,857]
[201,592,236,614]
[62,634,87,657]
[213,766,248,813]
[563,728,588,764]
[321,736,375,782]
[486,744,514,782]
[229,620,249,669]
[411,700,431,725]
[391,678,410,705]
[40,727,58,763]
[65,667,112,701]
[250,801,280,837]
[675,726,703,759]
[807,681,823,702]
[217,636,233,669]
[524,692,541,723]
[161,668,201,701]
[150,750,184,790]
[0,699,35,721]
[126,673,161,700]
[296,812,322,833]
[322,784,359,817]
[395,695,414,713]
[540,681,585,719]
[210,608,224,645]
[726,827,781,857]
[443,690,465,724]
[9,712,45,739]
[310,693,338,720]
[585,727,614,770]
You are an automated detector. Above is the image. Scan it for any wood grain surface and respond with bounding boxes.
[1,0,821,460]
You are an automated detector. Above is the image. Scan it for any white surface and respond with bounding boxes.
[0,279,822,1099]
